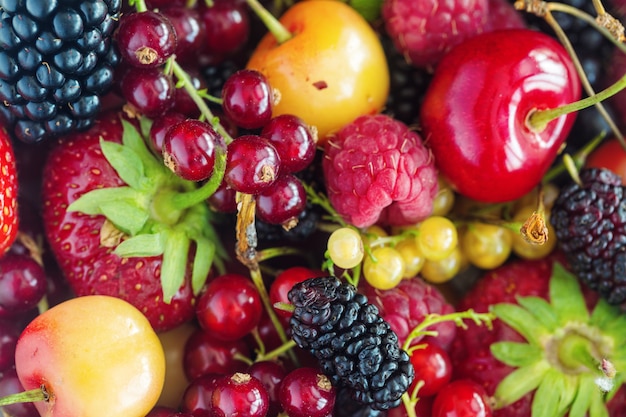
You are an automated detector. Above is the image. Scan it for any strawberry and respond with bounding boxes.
[41,111,226,332]
[0,125,18,257]
[450,256,626,417]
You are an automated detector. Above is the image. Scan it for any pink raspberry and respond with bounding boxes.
[360,277,457,351]
[322,114,437,228]
[382,0,490,69]
[485,0,526,31]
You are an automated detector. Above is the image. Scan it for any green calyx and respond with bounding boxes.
[66,119,226,303]
[490,262,626,417]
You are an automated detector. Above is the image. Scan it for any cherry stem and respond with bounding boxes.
[0,387,48,406]
[255,339,298,362]
[528,72,626,132]
[401,392,418,417]
[245,0,292,44]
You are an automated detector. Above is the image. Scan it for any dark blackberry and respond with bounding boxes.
[255,202,321,243]
[288,276,415,411]
[550,167,626,304]
[0,0,121,143]
[334,387,387,417]
[381,35,432,127]
[201,59,241,102]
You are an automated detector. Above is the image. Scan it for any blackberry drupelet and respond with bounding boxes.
[288,276,415,411]
[550,167,626,304]
[0,0,121,143]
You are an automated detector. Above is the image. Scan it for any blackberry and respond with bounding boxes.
[550,167,626,304]
[288,276,415,410]
[0,0,121,143]
[255,202,321,243]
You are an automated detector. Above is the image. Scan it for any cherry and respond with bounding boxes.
[255,174,307,226]
[431,379,492,417]
[199,1,250,57]
[195,273,263,341]
[408,341,453,397]
[207,181,238,214]
[278,367,336,417]
[0,320,20,372]
[120,67,175,118]
[173,67,207,118]
[269,266,324,319]
[183,329,251,381]
[162,119,227,182]
[420,28,581,203]
[260,114,317,174]
[149,111,186,154]
[222,69,275,130]
[160,6,205,65]
[116,11,177,68]
[585,137,626,184]
[209,372,270,417]
[224,135,281,194]
[181,374,221,417]
[146,406,194,417]
[0,253,47,314]
[247,361,287,417]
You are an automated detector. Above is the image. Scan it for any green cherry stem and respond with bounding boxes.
[245,0,292,44]
[528,72,626,133]
[0,387,49,406]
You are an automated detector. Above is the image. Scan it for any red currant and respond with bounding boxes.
[260,115,316,174]
[199,1,250,57]
[160,6,205,65]
[149,111,186,154]
[183,329,251,381]
[222,70,274,130]
[247,361,287,417]
[269,266,324,319]
[0,253,47,314]
[279,367,336,417]
[120,68,175,118]
[116,11,177,68]
[224,135,281,194]
[408,341,453,397]
[432,379,492,417]
[181,373,221,417]
[255,174,306,226]
[209,373,270,417]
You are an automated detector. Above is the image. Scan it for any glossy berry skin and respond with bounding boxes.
[222,70,274,130]
[0,253,47,314]
[0,320,20,372]
[183,329,251,381]
[208,181,238,213]
[116,11,177,68]
[195,274,263,341]
[209,373,270,417]
[199,1,250,57]
[160,6,205,65]
[261,114,316,174]
[224,135,281,194]
[408,342,453,397]
[149,111,187,154]
[255,174,306,226]
[420,29,580,203]
[0,126,18,256]
[431,379,492,417]
[278,367,336,417]
[181,373,221,416]
[120,68,175,118]
[247,361,287,417]
[585,137,626,184]
[162,119,227,182]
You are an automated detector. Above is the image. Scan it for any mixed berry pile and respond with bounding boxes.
[0,0,625,417]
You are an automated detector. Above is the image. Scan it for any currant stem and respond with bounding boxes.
[528,72,626,132]
[245,0,292,44]
[0,387,48,406]
[170,148,227,210]
[401,392,418,417]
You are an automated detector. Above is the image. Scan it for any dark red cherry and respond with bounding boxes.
[278,367,336,417]
[0,253,47,314]
[116,11,178,68]
[222,70,274,130]
[431,379,492,417]
[199,1,250,56]
[120,68,175,118]
[408,341,453,397]
[261,114,316,174]
[224,135,281,195]
[160,6,205,65]
[209,373,270,417]
[255,174,306,226]
[269,266,324,319]
[183,329,251,381]
[149,111,186,154]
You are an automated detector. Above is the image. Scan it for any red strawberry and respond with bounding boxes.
[450,255,626,417]
[0,125,18,256]
[41,111,226,332]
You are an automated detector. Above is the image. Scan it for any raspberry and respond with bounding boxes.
[359,277,457,352]
[288,276,415,411]
[550,167,626,304]
[382,0,490,69]
[322,114,437,228]
[0,0,121,143]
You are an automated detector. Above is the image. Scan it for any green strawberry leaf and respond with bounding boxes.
[160,229,191,303]
[99,139,146,190]
[491,341,543,367]
[589,388,609,417]
[494,359,550,408]
[569,375,594,417]
[120,119,166,178]
[113,233,164,257]
[191,236,215,295]
[550,263,589,325]
[516,296,560,332]
[100,199,150,236]
[590,299,622,331]
[491,303,548,345]
[531,369,567,417]
[67,187,141,214]
[597,310,626,341]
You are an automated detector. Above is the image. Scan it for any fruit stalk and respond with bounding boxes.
[245,0,292,43]
[0,388,48,406]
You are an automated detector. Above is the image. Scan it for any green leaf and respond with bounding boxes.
[100,139,145,190]
[100,200,149,235]
[120,119,164,178]
[569,376,596,417]
[494,360,550,407]
[590,299,622,331]
[160,229,191,304]
[517,296,560,331]
[531,369,566,417]
[491,303,549,345]
[113,233,164,258]
[589,387,609,417]
[347,0,383,22]
[598,311,626,341]
[191,236,215,295]
[550,263,589,324]
[67,187,140,214]
[491,341,543,367]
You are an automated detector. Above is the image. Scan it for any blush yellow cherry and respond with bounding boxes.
[246,0,389,141]
[14,295,166,417]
